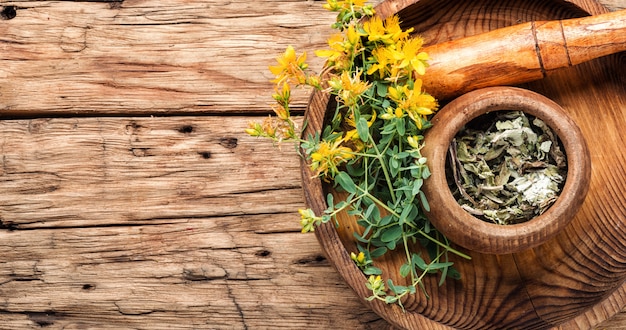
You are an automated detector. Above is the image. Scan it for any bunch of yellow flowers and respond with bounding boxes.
[247,0,437,179]
[248,0,467,309]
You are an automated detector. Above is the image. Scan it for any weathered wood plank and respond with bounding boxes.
[0,0,336,116]
[602,0,626,10]
[0,213,392,329]
[1,0,623,117]
[0,115,393,329]
[0,116,303,228]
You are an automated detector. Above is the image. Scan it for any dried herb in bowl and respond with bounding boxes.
[448,110,567,225]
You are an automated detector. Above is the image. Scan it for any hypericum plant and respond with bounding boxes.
[246,0,470,309]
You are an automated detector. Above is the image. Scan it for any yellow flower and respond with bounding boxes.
[269,45,308,85]
[407,135,422,149]
[245,122,263,137]
[306,75,321,89]
[394,38,430,76]
[379,106,404,120]
[328,70,371,107]
[299,208,323,233]
[271,103,289,121]
[350,252,365,264]
[363,15,413,46]
[366,275,385,292]
[272,82,291,105]
[363,17,388,43]
[247,116,296,142]
[387,84,405,102]
[323,0,368,11]
[316,25,363,71]
[369,41,427,81]
[316,33,345,62]
[384,15,413,43]
[346,24,362,48]
[310,138,355,178]
[350,251,367,266]
[388,82,438,129]
[367,46,389,77]
[322,0,338,11]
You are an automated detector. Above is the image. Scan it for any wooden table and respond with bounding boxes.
[0,0,624,329]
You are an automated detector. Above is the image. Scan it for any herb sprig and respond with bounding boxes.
[247,0,470,308]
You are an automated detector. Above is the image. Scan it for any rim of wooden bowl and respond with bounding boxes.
[421,86,591,254]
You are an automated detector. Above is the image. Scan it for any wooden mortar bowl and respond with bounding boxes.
[422,86,591,254]
[300,0,626,328]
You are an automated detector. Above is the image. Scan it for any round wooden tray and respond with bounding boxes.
[300,0,626,329]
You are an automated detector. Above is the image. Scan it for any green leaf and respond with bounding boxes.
[363,201,377,220]
[379,215,393,226]
[412,178,423,196]
[326,193,334,210]
[399,263,412,278]
[422,165,431,179]
[353,231,370,243]
[356,117,369,142]
[391,285,409,295]
[429,262,455,270]
[363,266,382,275]
[398,204,413,226]
[439,266,449,286]
[376,82,387,97]
[381,225,402,243]
[370,247,388,258]
[446,267,462,280]
[381,99,390,109]
[396,117,406,136]
[396,151,410,159]
[335,171,356,194]
[389,157,400,177]
[419,191,430,212]
[335,200,349,210]
[346,163,365,177]
[412,253,428,270]
[361,224,372,238]
[347,208,362,216]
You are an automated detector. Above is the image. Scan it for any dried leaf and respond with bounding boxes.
[448,111,567,225]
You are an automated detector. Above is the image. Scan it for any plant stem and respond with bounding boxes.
[402,233,417,283]
[368,134,397,204]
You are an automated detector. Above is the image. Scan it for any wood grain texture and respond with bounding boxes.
[0,0,333,116]
[0,0,623,329]
[0,117,303,228]
[0,214,389,329]
[0,116,391,329]
[420,9,626,100]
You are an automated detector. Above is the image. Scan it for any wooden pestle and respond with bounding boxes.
[421,9,626,100]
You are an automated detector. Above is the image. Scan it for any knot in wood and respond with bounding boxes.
[60,26,88,53]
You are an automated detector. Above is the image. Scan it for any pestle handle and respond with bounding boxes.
[421,9,626,100]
